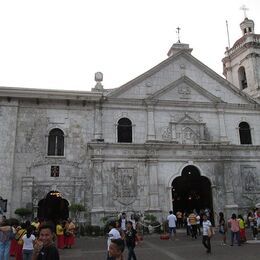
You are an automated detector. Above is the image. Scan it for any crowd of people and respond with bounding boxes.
[0,216,76,260]
[106,208,260,259]
[166,207,260,255]
[106,212,142,260]
[1,208,260,259]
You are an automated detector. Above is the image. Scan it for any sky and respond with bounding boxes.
[0,0,259,91]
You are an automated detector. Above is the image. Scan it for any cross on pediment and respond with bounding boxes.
[176,27,181,43]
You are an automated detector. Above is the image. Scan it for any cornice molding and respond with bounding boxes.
[104,97,259,110]
[88,141,260,151]
[0,86,103,102]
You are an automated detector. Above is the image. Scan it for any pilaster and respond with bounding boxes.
[223,164,238,217]
[145,100,157,141]
[21,176,34,209]
[217,107,229,143]
[91,148,104,224]
[93,102,103,140]
[73,177,85,204]
[147,156,160,211]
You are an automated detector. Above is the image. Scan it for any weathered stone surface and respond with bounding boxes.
[1,18,260,225]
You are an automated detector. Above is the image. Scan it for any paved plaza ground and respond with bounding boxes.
[59,230,260,260]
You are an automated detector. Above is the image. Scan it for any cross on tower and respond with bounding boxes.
[240,4,249,18]
[176,27,181,43]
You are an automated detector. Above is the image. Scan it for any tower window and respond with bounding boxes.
[239,122,252,144]
[238,66,247,90]
[117,118,132,143]
[48,128,64,156]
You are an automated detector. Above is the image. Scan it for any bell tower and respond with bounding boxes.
[222,10,260,98]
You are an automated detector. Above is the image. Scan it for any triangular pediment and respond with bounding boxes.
[107,50,258,106]
[175,113,203,125]
[146,76,221,103]
[107,50,186,98]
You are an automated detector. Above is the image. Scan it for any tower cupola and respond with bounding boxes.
[222,11,260,99]
[240,18,255,35]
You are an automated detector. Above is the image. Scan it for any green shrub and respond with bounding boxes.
[14,208,32,218]
[69,203,85,213]
[144,214,157,223]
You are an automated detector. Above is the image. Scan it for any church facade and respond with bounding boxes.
[1,17,260,225]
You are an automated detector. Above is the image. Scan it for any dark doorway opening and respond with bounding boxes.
[171,165,213,223]
[37,191,69,224]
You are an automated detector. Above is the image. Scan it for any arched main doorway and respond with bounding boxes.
[37,191,69,223]
[171,165,213,221]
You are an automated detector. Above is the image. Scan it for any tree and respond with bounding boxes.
[69,203,85,223]
[69,203,86,237]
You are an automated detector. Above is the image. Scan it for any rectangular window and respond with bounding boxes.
[51,166,60,177]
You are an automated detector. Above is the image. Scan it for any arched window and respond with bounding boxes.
[117,118,132,143]
[239,122,252,144]
[48,128,64,156]
[238,66,247,90]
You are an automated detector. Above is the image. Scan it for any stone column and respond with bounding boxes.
[211,184,218,225]
[91,158,104,225]
[223,164,238,218]
[147,158,160,211]
[217,107,228,143]
[93,102,103,140]
[21,176,34,209]
[73,177,85,222]
[73,177,85,204]
[146,101,156,141]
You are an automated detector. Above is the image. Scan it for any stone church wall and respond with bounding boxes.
[1,96,260,224]
[7,99,94,218]
[0,100,18,214]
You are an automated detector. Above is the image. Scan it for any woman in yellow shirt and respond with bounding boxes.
[56,221,64,249]
[238,215,246,242]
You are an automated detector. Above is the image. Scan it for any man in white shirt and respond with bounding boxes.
[120,212,127,233]
[107,221,121,260]
[167,210,177,240]
[202,214,212,254]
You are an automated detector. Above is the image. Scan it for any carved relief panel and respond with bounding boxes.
[241,166,258,192]
[178,84,191,99]
[113,167,137,205]
[162,113,209,144]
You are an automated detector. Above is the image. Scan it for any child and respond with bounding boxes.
[108,238,125,260]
